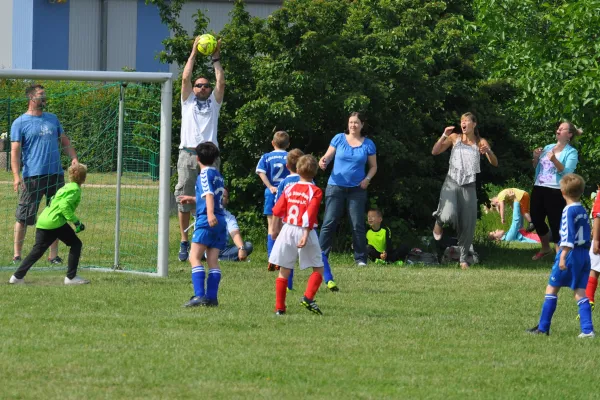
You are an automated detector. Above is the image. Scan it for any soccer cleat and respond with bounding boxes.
[578,331,596,338]
[183,295,204,307]
[11,256,21,265]
[357,261,367,267]
[201,298,219,307]
[9,275,24,284]
[300,296,323,315]
[178,241,190,262]
[375,259,386,265]
[395,260,404,266]
[64,276,90,285]
[526,325,549,336]
[326,280,339,292]
[48,256,63,265]
[275,310,286,316]
[286,287,294,292]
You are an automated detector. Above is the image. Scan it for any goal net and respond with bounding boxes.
[0,70,173,276]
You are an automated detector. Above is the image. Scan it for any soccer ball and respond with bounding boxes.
[197,34,217,56]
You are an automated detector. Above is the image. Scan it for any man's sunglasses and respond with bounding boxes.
[194,83,211,88]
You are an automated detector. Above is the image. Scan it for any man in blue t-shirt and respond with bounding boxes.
[10,84,79,265]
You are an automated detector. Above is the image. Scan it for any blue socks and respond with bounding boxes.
[578,297,594,334]
[538,294,558,333]
[267,234,275,258]
[206,268,222,300]
[288,269,294,290]
[322,252,334,283]
[191,266,206,297]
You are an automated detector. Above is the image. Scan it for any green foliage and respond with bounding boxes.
[474,0,600,182]
[150,0,525,248]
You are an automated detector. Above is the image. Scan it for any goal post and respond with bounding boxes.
[0,69,173,277]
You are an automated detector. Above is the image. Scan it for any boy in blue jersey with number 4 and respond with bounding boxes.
[256,131,290,259]
[527,173,595,337]
[179,142,227,308]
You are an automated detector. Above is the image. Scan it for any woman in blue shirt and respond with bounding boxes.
[319,112,377,267]
[530,121,582,260]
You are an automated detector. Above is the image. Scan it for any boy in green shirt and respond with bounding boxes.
[366,209,410,265]
[9,163,89,285]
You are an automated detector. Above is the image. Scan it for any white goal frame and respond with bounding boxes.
[0,69,173,277]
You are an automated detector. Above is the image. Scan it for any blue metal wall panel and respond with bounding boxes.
[12,0,33,69]
[69,0,101,71]
[32,0,69,70]
[136,0,169,72]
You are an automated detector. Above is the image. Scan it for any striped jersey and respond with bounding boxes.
[195,166,225,227]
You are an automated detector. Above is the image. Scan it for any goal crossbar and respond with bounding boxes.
[0,69,173,277]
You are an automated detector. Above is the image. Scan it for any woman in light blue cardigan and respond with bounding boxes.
[530,121,582,260]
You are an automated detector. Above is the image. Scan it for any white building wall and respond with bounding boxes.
[106,0,137,71]
[69,0,102,71]
[0,0,12,69]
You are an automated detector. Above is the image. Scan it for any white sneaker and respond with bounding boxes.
[578,331,595,338]
[9,275,24,284]
[64,276,90,285]
[357,261,367,267]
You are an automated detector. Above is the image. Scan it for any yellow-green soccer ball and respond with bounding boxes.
[197,34,217,56]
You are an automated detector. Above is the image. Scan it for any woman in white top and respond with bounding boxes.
[431,112,498,269]
[530,121,582,260]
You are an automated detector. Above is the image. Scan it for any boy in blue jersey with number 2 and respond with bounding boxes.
[256,130,290,259]
[527,173,595,337]
[179,142,227,308]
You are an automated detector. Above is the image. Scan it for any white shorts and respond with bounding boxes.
[590,247,600,273]
[268,224,324,270]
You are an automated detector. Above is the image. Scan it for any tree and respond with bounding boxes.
[149,0,525,245]
[475,0,600,183]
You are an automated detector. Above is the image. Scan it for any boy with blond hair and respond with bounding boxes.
[9,163,88,285]
[256,130,290,258]
[269,155,325,315]
[527,173,594,337]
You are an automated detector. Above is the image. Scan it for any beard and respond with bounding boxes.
[195,92,210,101]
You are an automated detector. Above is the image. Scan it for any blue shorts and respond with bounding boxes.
[548,247,591,290]
[192,219,227,250]
[263,188,275,215]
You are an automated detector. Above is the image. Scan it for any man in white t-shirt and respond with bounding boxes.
[175,35,225,262]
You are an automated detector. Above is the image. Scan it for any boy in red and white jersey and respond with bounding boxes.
[268,155,325,315]
[584,186,600,310]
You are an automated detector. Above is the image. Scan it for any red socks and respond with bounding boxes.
[586,276,598,303]
[304,272,323,301]
[275,277,288,311]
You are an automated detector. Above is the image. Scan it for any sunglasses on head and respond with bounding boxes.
[194,83,211,88]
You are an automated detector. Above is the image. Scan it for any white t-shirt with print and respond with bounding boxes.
[535,150,562,189]
[180,91,221,149]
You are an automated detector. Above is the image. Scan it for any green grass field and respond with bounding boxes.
[1,246,598,399]
[0,176,597,399]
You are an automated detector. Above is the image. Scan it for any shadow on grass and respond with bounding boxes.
[475,241,554,271]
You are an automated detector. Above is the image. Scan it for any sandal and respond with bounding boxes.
[532,251,551,261]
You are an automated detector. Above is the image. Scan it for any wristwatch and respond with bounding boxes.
[239,246,245,251]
